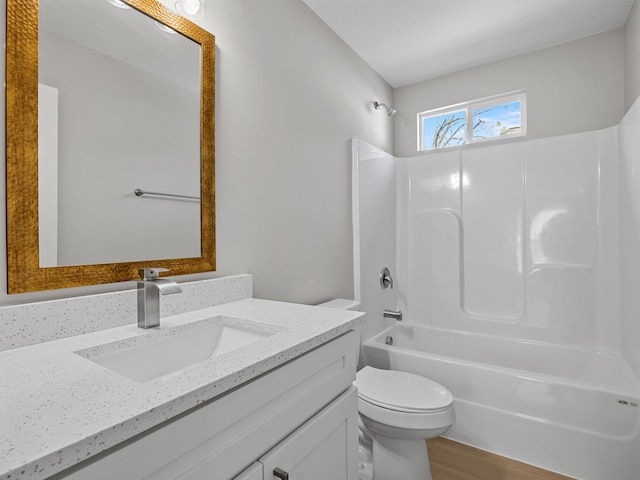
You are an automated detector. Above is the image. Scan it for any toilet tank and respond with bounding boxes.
[317,299,363,366]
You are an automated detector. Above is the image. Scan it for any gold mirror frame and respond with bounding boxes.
[6,0,215,294]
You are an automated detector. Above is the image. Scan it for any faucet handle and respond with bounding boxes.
[138,267,169,280]
[380,267,394,289]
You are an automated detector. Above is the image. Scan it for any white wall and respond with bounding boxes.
[197,0,393,303]
[394,29,625,157]
[205,0,393,304]
[625,0,640,111]
[0,0,393,306]
[38,84,59,267]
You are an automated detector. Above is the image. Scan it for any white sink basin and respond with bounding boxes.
[75,316,283,382]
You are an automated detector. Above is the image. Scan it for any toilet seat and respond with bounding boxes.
[355,366,453,413]
[357,395,455,432]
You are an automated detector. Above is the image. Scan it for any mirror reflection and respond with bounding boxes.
[38,0,202,267]
[6,0,215,293]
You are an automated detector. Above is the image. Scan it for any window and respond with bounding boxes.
[418,92,526,151]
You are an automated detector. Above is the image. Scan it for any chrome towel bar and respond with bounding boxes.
[134,188,200,201]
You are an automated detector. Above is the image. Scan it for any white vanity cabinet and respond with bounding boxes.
[255,388,357,480]
[227,386,357,480]
[55,331,358,480]
[182,387,357,480]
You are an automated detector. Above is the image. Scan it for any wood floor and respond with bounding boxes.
[426,438,576,480]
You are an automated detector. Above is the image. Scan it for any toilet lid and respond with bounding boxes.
[354,366,453,413]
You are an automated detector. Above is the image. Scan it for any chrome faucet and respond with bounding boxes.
[137,268,182,329]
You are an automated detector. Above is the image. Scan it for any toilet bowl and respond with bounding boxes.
[316,299,455,480]
[354,366,455,480]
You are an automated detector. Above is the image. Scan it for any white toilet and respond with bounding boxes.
[318,299,455,480]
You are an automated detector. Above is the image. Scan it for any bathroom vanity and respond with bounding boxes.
[0,295,363,480]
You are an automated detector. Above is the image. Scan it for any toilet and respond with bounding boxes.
[318,299,455,480]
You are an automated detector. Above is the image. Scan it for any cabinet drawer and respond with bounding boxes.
[55,331,357,480]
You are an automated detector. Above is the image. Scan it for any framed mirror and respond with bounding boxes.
[6,0,215,293]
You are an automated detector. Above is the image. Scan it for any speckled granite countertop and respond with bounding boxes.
[0,298,364,480]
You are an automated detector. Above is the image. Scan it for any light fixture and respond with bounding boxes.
[175,0,205,19]
[374,101,397,117]
[155,21,177,34]
[106,0,132,9]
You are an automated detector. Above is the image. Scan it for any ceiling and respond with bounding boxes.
[301,0,635,88]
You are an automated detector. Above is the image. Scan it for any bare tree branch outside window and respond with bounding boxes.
[421,97,523,151]
[431,113,465,149]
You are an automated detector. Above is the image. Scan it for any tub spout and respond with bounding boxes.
[383,309,402,321]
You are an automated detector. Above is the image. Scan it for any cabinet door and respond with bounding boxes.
[260,387,358,480]
[233,463,262,480]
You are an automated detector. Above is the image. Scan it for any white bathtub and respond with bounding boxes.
[362,324,640,480]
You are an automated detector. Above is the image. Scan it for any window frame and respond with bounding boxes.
[417,91,527,152]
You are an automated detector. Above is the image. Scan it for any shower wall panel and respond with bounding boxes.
[595,127,621,354]
[353,139,398,343]
[525,133,599,268]
[619,97,640,377]
[462,144,525,320]
[399,131,618,348]
[399,151,462,323]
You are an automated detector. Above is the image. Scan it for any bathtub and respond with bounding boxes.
[362,324,640,480]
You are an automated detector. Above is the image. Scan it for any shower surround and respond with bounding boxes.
[397,130,618,347]
[353,98,640,479]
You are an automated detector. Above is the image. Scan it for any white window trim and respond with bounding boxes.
[417,91,527,151]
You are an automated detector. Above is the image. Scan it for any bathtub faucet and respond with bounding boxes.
[380,267,394,289]
[383,309,403,321]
